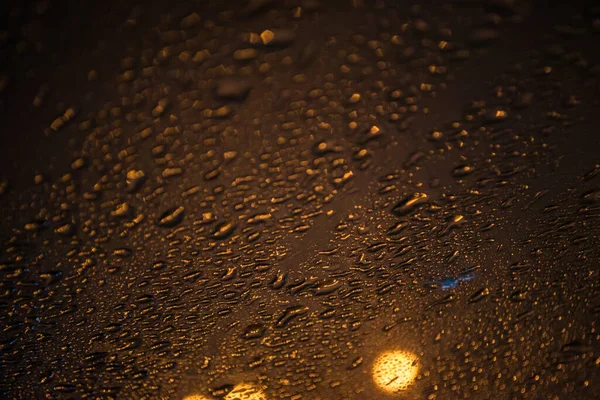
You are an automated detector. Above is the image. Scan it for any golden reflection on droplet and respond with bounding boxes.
[224,382,267,400]
[372,350,419,393]
[183,395,211,400]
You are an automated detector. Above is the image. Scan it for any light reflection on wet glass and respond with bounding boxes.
[371,350,420,394]
[224,382,267,400]
[183,395,211,400]
[184,382,267,400]
[183,350,420,398]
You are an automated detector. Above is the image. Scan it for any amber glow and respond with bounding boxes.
[372,350,419,393]
[224,382,267,400]
[183,395,211,400]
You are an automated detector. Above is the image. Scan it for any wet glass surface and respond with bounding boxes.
[1,1,599,399]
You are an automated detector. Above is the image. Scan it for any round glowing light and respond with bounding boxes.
[372,350,419,393]
[224,382,267,400]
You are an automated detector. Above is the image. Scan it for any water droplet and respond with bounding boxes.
[241,323,266,340]
[392,193,428,216]
[452,164,474,178]
[157,206,185,227]
[126,169,145,192]
[212,220,237,240]
[275,305,308,328]
[582,189,600,204]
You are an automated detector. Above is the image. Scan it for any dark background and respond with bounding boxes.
[1,1,599,399]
